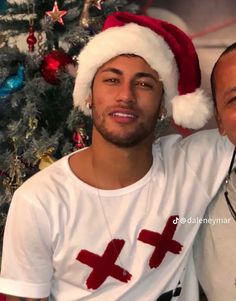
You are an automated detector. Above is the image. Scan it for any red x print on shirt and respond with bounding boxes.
[76,239,132,289]
[138,215,183,268]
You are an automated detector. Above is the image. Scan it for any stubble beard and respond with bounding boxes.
[92,105,159,148]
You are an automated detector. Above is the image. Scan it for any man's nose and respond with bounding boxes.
[116,82,136,104]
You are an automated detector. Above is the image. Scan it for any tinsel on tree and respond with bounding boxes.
[0,0,140,245]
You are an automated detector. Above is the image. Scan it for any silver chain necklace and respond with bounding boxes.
[91,157,153,276]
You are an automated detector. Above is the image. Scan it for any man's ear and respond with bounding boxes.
[85,94,92,109]
[215,108,226,136]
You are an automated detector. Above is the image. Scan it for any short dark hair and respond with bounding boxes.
[211,42,236,108]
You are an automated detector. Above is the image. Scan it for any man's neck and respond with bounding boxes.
[89,140,153,189]
[69,134,154,190]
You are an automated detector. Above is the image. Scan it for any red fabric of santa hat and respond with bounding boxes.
[73,11,212,129]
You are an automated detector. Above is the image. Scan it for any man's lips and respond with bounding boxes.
[109,109,138,117]
[108,109,138,123]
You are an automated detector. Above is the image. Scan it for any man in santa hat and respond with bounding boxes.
[0,11,233,301]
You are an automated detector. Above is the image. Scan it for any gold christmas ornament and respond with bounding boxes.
[39,154,55,170]
[36,147,56,170]
[80,0,104,28]
[46,1,67,25]
[94,0,104,10]
[3,155,25,196]
[26,117,38,139]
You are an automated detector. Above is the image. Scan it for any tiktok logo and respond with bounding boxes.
[172,217,179,224]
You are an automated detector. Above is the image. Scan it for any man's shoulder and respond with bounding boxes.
[154,133,181,151]
[179,129,234,160]
[154,129,219,152]
[28,153,69,180]
[15,152,75,199]
[153,129,232,169]
[162,129,228,153]
[156,129,219,148]
[180,128,220,145]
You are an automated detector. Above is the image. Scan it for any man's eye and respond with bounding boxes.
[136,81,154,89]
[228,96,236,104]
[103,78,119,84]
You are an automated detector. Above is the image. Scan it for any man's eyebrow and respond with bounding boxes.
[101,67,123,75]
[135,72,159,84]
[100,69,159,83]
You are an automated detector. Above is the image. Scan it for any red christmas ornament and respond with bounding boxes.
[73,128,89,149]
[26,26,37,52]
[41,50,74,84]
[46,1,67,25]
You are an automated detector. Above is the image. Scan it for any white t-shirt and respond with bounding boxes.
[0,130,233,301]
[194,169,236,301]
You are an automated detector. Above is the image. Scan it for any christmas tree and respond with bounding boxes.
[0,0,140,247]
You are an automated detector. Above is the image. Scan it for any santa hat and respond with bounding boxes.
[73,11,212,129]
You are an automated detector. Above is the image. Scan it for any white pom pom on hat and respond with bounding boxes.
[73,11,213,130]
